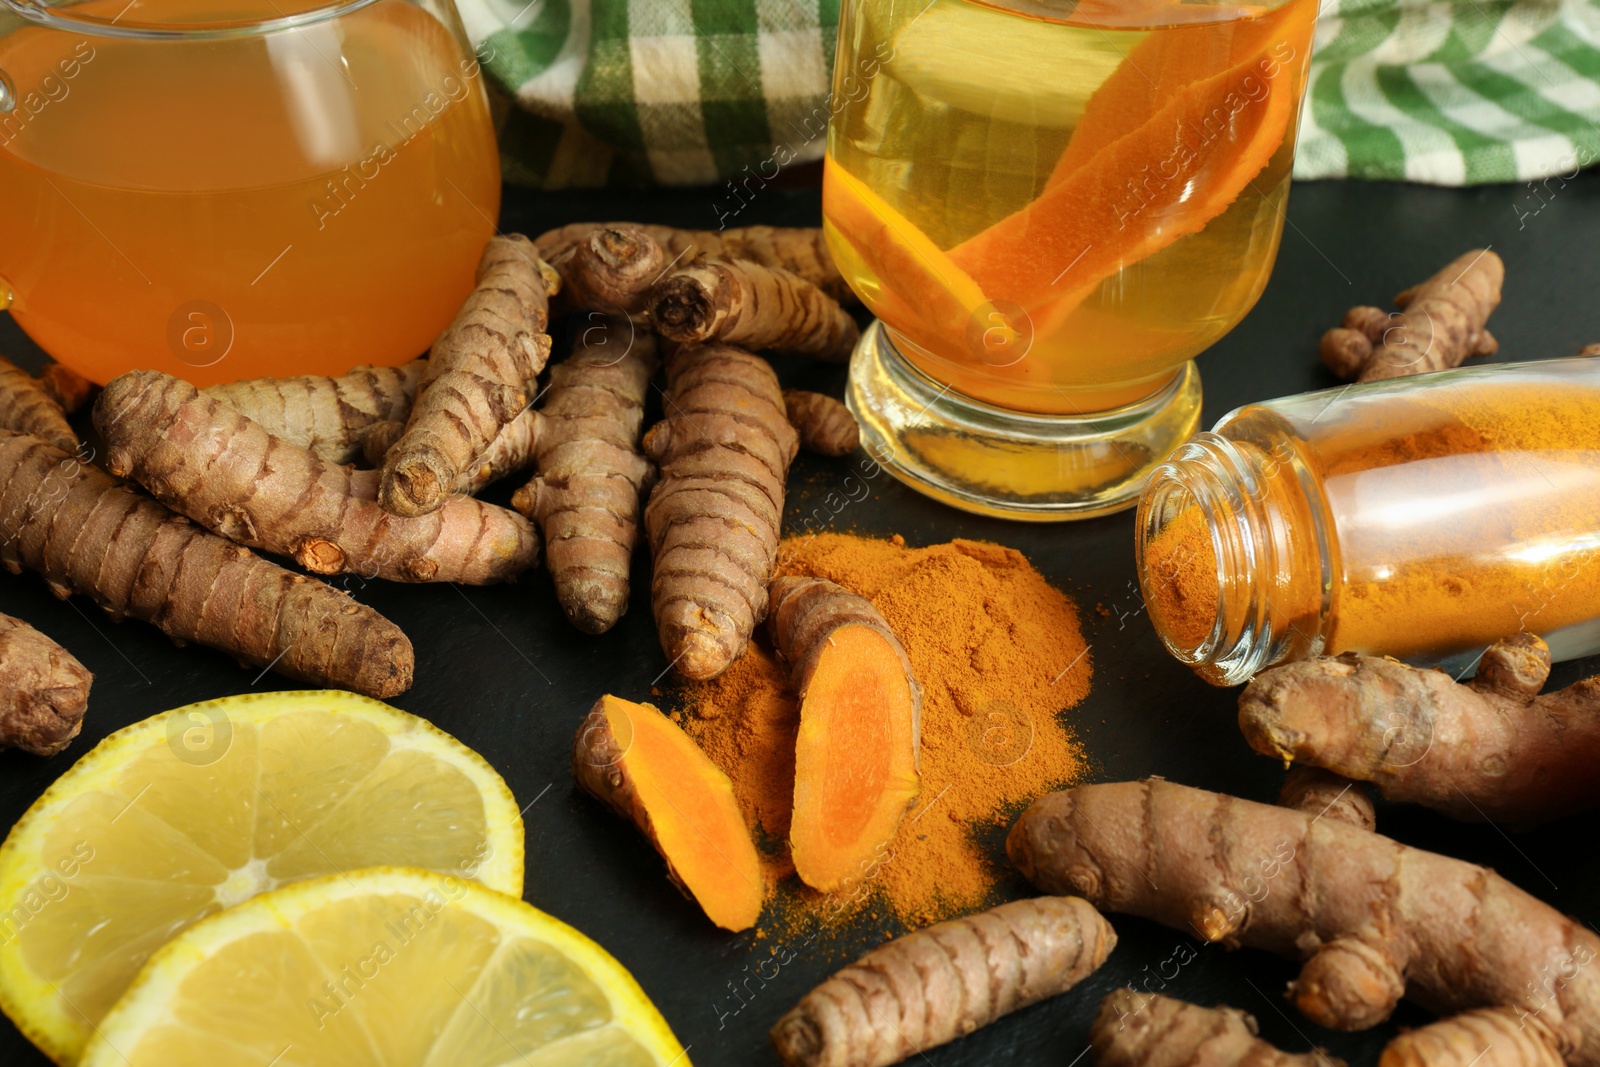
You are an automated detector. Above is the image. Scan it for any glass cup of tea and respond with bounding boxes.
[0,0,500,386]
[824,0,1319,520]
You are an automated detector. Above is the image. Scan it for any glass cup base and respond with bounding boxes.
[846,320,1204,521]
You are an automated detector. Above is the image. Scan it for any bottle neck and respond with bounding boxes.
[1137,430,1328,685]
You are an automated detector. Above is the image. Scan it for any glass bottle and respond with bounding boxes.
[1137,357,1600,685]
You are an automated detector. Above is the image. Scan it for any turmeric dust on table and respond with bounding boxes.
[674,533,1091,930]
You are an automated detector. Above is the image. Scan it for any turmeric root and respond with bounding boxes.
[550,225,668,316]
[361,419,405,468]
[1319,250,1502,382]
[783,390,860,457]
[534,221,853,304]
[202,359,425,465]
[1240,633,1600,826]
[768,575,920,892]
[648,259,860,362]
[0,431,412,697]
[513,320,657,634]
[1278,765,1375,831]
[0,613,91,756]
[1382,1007,1569,1067]
[379,234,558,517]
[1008,778,1600,1065]
[572,694,763,931]
[37,362,93,415]
[0,356,76,453]
[1092,990,1343,1067]
[96,371,539,584]
[364,407,543,495]
[643,344,797,679]
[770,896,1114,1067]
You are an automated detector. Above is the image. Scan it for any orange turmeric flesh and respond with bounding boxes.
[949,43,1299,325]
[790,624,921,893]
[573,695,764,931]
[1045,0,1315,187]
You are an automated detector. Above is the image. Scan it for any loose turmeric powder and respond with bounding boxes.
[1141,504,1220,655]
[1143,372,1600,671]
[676,533,1090,927]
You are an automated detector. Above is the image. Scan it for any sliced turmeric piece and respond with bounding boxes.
[949,45,1299,321]
[821,157,1015,362]
[1047,1,1316,186]
[768,576,921,894]
[572,694,764,931]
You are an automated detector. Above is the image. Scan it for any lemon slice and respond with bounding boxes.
[80,867,687,1067]
[0,691,523,1064]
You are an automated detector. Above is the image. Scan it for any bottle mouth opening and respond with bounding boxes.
[1137,457,1227,667]
[1138,432,1320,686]
[1,0,383,40]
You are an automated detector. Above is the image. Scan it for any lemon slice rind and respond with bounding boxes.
[78,867,687,1067]
[0,690,524,1064]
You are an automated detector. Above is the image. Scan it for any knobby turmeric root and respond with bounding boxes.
[648,259,860,362]
[1319,250,1503,382]
[783,390,860,458]
[361,406,541,495]
[0,431,412,697]
[643,344,797,679]
[0,613,91,756]
[768,575,920,893]
[96,371,539,585]
[1240,633,1600,827]
[379,234,558,517]
[37,361,94,415]
[572,694,763,931]
[770,896,1114,1067]
[514,320,657,634]
[1092,990,1343,1067]
[1008,779,1600,1066]
[202,359,425,465]
[0,356,77,453]
[1278,765,1375,831]
[551,225,669,316]
[1382,1007,1569,1067]
[534,222,853,305]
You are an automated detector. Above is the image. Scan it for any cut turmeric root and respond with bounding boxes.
[768,576,921,893]
[949,45,1300,322]
[572,694,764,931]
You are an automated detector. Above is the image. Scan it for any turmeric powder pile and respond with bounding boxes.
[675,533,1091,928]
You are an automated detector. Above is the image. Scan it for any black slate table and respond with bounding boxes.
[3,172,1600,1067]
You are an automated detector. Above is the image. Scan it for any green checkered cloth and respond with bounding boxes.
[1297,0,1600,184]
[458,0,839,187]
[459,0,1600,189]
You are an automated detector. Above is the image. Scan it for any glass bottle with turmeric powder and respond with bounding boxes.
[1136,357,1600,685]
